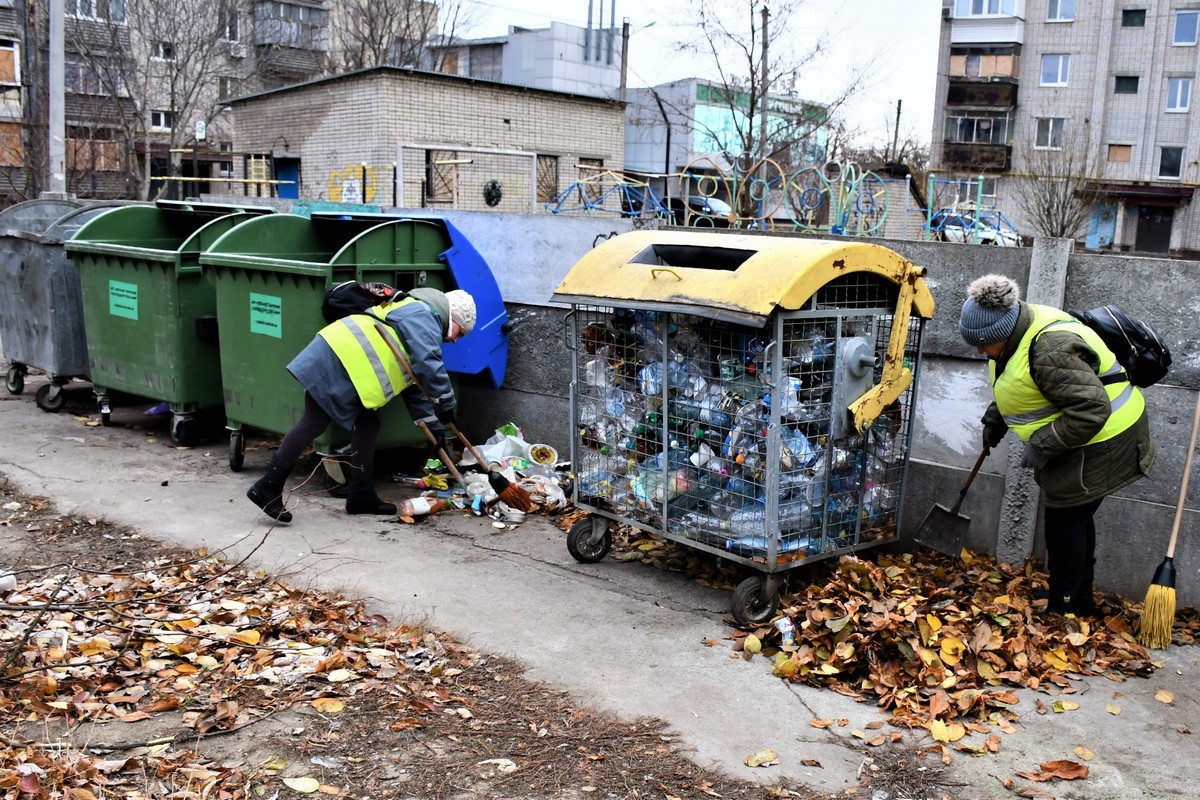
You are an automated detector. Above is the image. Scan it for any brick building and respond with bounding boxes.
[228,66,625,212]
[931,0,1200,255]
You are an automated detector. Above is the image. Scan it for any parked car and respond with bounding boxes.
[927,207,1021,246]
[666,195,735,228]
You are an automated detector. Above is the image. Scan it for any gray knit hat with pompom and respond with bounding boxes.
[959,274,1021,347]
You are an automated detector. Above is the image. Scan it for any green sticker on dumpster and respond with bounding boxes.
[109,280,139,320]
[250,293,283,338]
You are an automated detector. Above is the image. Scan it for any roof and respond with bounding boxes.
[226,65,625,108]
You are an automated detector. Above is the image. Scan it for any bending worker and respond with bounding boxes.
[247,287,476,523]
[958,275,1155,614]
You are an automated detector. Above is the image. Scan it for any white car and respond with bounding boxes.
[928,208,1021,246]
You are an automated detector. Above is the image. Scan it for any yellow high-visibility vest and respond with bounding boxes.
[991,304,1144,443]
[317,298,417,409]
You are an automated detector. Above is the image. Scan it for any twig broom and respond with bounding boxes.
[374,322,534,513]
[1138,390,1200,649]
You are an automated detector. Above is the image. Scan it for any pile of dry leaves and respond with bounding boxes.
[558,508,1200,752]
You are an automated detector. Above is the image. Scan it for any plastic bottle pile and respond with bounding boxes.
[574,309,905,565]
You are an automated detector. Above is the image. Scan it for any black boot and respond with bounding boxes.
[247,455,295,523]
[346,470,397,516]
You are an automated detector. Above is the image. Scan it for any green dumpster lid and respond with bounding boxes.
[551,229,935,326]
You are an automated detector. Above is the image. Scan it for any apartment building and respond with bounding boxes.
[931,0,1200,255]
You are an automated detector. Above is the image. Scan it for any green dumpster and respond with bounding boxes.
[199,213,458,471]
[65,200,271,444]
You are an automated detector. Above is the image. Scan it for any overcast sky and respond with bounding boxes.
[459,0,943,148]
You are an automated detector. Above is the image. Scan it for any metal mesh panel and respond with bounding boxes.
[570,277,921,575]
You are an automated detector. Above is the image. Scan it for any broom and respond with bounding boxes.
[373,322,535,513]
[1138,390,1200,649]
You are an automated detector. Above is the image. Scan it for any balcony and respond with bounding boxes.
[949,15,1023,45]
[947,79,1018,107]
[941,141,1011,171]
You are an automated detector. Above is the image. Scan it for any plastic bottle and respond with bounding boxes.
[775,616,797,648]
[397,496,450,519]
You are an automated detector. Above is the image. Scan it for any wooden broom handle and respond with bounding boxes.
[1167,391,1200,558]
[373,321,493,473]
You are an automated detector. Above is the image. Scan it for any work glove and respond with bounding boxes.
[436,407,457,429]
[981,413,1008,449]
[1021,442,1046,470]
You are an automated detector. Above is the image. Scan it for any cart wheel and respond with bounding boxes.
[228,432,245,473]
[171,416,195,447]
[34,383,65,413]
[731,576,779,626]
[567,516,612,563]
[6,365,25,395]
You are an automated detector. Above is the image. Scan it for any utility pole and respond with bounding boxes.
[619,19,630,103]
[890,99,903,163]
[757,6,769,168]
[46,0,69,198]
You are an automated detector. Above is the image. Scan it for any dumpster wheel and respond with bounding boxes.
[567,516,611,563]
[34,383,65,413]
[731,575,781,626]
[228,432,245,472]
[6,364,26,395]
[171,415,196,447]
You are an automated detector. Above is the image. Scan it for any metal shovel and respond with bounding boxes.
[914,447,990,556]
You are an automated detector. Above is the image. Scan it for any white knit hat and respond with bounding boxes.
[445,290,476,335]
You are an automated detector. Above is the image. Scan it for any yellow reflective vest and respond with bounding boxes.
[317,298,416,409]
[991,304,1144,444]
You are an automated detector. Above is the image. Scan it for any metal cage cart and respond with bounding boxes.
[551,230,934,624]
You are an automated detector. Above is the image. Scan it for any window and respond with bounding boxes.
[152,41,175,61]
[1122,9,1146,26]
[578,157,603,202]
[955,0,1016,16]
[150,110,173,130]
[221,3,240,42]
[1041,54,1070,86]
[0,121,21,167]
[945,111,1011,145]
[66,0,125,23]
[1108,144,1132,162]
[1167,77,1192,111]
[425,149,457,203]
[218,76,240,100]
[1159,146,1183,178]
[965,54,981,77]
[64,54,103,95]
[1115,75,1139,94]
[1175,10,1199,45]
[1036,117,1065,148]
[1047,0,1075,21]
[0,39,18,86]
[536,155,558,204]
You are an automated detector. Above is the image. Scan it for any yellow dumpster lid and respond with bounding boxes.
[551,230,934,326]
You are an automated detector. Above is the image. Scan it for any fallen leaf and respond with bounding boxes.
[800,758,822,767]
[1177,727,1192,735]
[311,698,344,713]
[810,719,832,729]
[1015,759,1089,782]
[744,634,762,654]
[1105,704,1121,715]
[1015,787,1054,799]
[282,777,321,793]
[1074,746,1095,761]
[744,749,778,767]
[1052,700,1080,713]
[1155,688,1176,704]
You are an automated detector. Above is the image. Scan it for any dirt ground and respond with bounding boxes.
[0,477,947,800]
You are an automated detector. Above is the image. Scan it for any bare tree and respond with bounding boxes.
[64,0,242,200]
[1013,125,1106,239]
[328,0,478,72]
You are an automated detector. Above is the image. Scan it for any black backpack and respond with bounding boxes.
[1067,305,1171,388]
[321,281,399,324]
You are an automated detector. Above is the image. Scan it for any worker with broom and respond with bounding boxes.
[958,275,1156,615]
[246,288,476,523]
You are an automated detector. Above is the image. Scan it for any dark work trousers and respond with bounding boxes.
[276,392,381,480]
[1043,498,1103,610]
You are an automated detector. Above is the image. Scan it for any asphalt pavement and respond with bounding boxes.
[0,376,1196,799]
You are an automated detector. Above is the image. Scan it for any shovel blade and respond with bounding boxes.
[914,503,970,556]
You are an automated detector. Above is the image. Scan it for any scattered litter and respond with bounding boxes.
[144,402,171,416]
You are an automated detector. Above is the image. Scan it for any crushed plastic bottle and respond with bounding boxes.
[774,616,797,648]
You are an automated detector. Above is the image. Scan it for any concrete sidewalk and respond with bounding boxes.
[0,381,1195,799]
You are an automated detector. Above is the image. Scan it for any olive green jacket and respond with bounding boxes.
[982,303,1156,508]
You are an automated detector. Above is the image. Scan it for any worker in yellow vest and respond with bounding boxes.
[958,275,1155,614]
[246,288,476,524]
